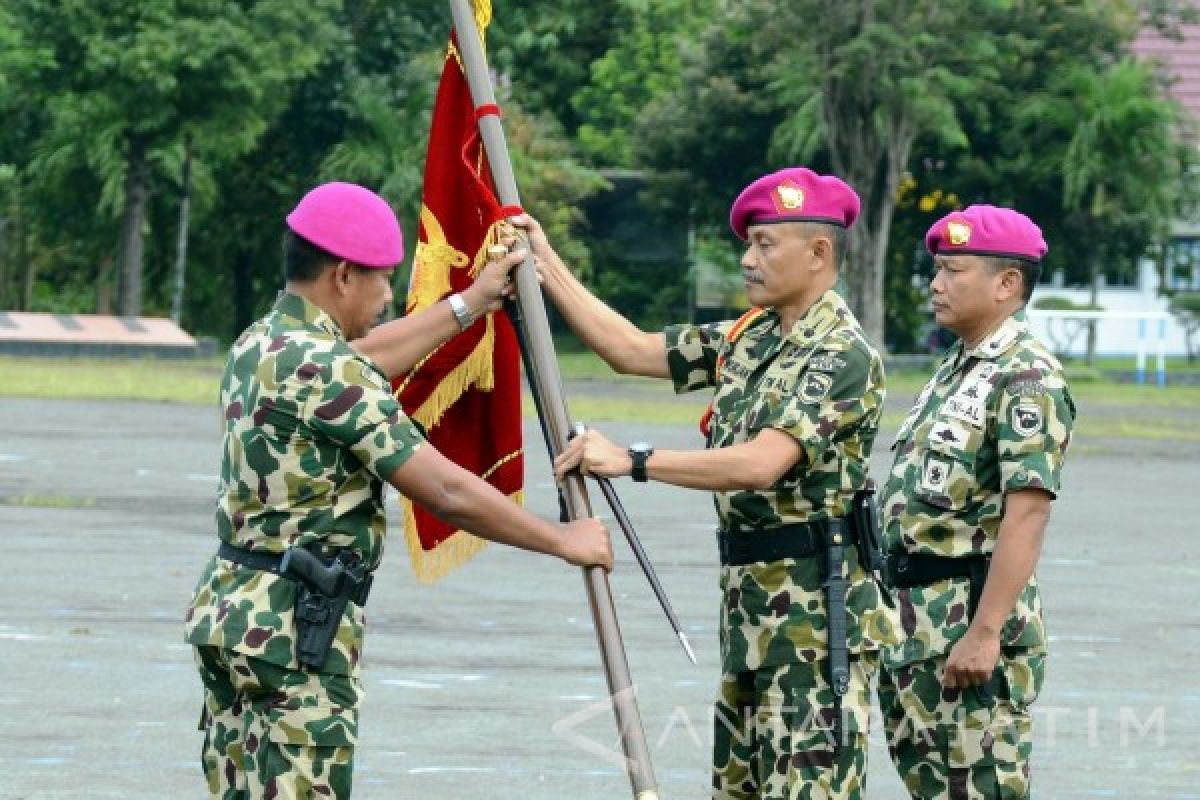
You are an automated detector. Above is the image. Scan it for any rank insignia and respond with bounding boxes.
[947,220,972,246]
[921,453,952,494]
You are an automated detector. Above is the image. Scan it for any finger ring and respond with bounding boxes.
[487,245,508,262]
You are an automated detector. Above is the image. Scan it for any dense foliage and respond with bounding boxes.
[0,0,1193,348]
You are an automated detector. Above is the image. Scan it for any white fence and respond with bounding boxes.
[1026,309,1172,385]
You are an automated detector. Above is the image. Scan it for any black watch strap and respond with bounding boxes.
[629,445,653,482]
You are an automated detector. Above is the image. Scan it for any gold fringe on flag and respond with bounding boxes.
[401,492,522,584]
[396,214,521,581]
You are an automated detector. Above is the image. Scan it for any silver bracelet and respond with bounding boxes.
[447,292,474,330]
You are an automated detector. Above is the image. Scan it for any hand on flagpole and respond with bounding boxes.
[508,213,566,279]
[554,429,632,480]
[558,517,615,572]
[462,245,523,319]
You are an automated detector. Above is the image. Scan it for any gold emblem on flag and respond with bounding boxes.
[947,221,972,246]
[777,184,805,210]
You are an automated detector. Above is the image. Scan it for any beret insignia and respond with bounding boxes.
[947,221,972,246]
[775,182,805,211]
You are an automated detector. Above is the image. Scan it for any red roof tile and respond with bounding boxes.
[1133,24,1200,123]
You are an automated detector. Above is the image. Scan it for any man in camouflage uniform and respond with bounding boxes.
[520,167,897,799]
[184,182,612,799]
[878,205,1076,799]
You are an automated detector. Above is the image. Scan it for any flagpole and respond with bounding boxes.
[446,2,659,797]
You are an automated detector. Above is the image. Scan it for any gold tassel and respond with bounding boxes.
[401,488,522,584]
[408,315,495,429]
[396,216,518,581]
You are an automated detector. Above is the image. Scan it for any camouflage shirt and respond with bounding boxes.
[881,309,1075,668]
[664,289,897,673]
[184,292,425,676]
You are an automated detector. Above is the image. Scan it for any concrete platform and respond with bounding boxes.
[0,312,204,358]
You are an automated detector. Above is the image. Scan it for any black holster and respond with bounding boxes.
[849,481,892,607]
[282,547,373,671]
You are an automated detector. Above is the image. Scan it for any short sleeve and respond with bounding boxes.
[764,347,883,463]
[664,321,730,394]
[996,371,1075,497]
[307,352,425,479]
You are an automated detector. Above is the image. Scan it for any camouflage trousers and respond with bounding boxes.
[713,652,878,800]
[194,645,361,799]
[877,648,1045,799]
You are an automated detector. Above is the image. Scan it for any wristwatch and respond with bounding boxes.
[447,292,474,330]
[628,442,654,483]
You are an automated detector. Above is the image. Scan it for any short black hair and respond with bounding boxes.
[986,256,1041,304]
[800,221,848,270]
[283,229,339,283]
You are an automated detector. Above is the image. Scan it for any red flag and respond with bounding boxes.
[393,12,523,582]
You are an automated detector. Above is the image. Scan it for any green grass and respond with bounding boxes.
[553,350,662,383]
[884,366,1199,408]
[2,354,1195,440]
[528,396,707,426]
[1,494,96,509]
[1070,354,1200,375]
[0,356,222,405]
[1069,382,1200,408]
[1075,417,1200,441]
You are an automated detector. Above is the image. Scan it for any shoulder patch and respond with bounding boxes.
[1008,379,1046,398]
[808,352,848,373]
[1011,402,1043,437]
[798,371,833,404]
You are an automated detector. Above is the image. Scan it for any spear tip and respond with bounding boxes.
[678,631,697,665]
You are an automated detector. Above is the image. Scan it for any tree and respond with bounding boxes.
[8,0,341,317]
[488,0,623,136]
[744,0,1001,347]
[571,0,714,167]
[1168,292,1200,363]
[1018,58,1191,364]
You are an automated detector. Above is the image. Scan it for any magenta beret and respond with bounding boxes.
[729,167,860,241]
[925,204,1047,263]
[286,182,404,268]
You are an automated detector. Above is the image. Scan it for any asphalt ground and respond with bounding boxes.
[0,388,1197,799]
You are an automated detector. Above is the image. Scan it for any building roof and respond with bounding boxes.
[1133,23,1200,123]
[0,311,200,357]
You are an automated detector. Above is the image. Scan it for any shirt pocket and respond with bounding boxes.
[710,377,755,445]
[912,418,981,511]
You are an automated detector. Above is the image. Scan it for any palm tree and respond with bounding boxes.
[1019,58,1189,364]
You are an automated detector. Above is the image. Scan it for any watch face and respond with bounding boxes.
[629,441,653,454]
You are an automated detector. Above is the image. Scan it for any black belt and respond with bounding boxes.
[887,552,991,616]
[218,541,284,573]
[717,519,845,566]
